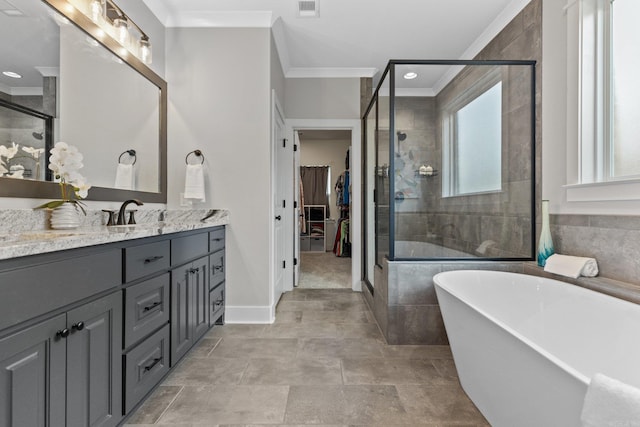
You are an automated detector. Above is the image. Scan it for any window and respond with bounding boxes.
[443,78,502,197]
[580,0,640,183]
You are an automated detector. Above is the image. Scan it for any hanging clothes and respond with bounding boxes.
[333,218,351,257]
[299,176,306,234]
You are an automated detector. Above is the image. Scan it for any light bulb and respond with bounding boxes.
[89,0,103,21]
[113,17,129,45]
[139,37,152,64]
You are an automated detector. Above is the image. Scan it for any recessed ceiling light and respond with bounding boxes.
[2,71,22,79]
[404,72,418,80]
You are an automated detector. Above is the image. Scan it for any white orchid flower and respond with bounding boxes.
[22,146,45,159]
[0,143,18,160]
[73,177,91,199]
[8,165,24,179]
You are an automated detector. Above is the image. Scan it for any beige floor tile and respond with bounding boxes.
[273,310,303,323]
[341,358,456,386]
[395,384,489,425]
[188,337,222,358]
[276,300,326,312]
[381,345,453,359]
[297,338,385,359]
[263,322,338,339]
[240,358,342,385]
[335,323,384,340]
[211,337,299,359]
[125,385,183,425]
[431,359,460,382]
[206,324,267,338]
[157,385,289,425]
[163,357,249,386]
[284,385,409,425]
[322,300,369,312]
[301,310,371,324]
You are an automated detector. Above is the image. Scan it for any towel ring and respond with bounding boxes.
[118,149,137,165]
[185,149,205,165]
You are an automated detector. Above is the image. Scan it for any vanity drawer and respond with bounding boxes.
[0,249,121,332]
[125,240,170,282]
[209,283,225,326]
[209,227,225,252]
[124,324,170,413]
[124,273,170,348]
[171,233,208,266]
[209,250,225,289]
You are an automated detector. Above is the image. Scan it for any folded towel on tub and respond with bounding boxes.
[581,373,640,427]
[543,254,598,278]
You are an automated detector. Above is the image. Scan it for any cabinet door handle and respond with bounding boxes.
[143,357,162,372]
[212,238,222,242]
[214,299,224,307]
[213,264,224,272]
[189,268,199,274]
[275,215,282,221]
[56,328,70,339]
[144,255,164,264]
[143,301,162,312]
[71,321,85,331]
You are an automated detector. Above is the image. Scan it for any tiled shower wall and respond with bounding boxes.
[363,0,542,345]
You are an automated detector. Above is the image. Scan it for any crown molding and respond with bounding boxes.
[286,67,378,79]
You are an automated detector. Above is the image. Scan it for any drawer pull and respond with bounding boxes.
[213,264,224,272]
[143,357,162,372]
[212,238,223,242]
[189,268,199,274]
[144,255,164,264]
[214,299,224,307]
[56,328,70,339]
[143,301,162,312]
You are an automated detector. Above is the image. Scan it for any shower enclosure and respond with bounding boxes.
[362,60,536,344]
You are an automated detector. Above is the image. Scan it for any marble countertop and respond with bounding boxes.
[0,209,229,261]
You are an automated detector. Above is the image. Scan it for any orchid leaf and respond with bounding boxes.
[34,200,66,209]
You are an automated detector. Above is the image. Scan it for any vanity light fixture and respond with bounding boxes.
[66,0,153,65]
[404,72,418,80]
[2,71,22,79]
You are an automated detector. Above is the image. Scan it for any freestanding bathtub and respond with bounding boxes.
[434,270,640,427]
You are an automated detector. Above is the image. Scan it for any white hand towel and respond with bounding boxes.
[544,253,598,278]
[184,164,205,202]
[114,163,134,190]
[581,373,640,427]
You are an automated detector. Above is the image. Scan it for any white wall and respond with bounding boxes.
[285,78,360,119]
[166,27,273,316]
[300,137,351,214]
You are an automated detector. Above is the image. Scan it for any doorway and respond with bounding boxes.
[297,129,352,289]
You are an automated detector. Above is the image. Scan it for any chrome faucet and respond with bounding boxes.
[116,199,143,225]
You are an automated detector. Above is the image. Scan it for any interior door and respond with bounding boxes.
[293,130,301,287]
[273,95,287,306]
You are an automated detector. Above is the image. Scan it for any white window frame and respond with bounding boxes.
[442,69,503,198]
[564,0,640,203]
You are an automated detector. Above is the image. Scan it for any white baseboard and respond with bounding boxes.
[225,305,275,324]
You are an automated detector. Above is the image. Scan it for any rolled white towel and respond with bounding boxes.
[184,164,205,202]
[543,253,598,278]
[581,373,640,427]
[114,163,134,190]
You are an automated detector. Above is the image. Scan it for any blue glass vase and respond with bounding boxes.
[537,200,554,266]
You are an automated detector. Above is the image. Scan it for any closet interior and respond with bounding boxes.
[297,130,352,288]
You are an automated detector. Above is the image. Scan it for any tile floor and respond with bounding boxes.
[124,288,489,426]
[299,252,351,289]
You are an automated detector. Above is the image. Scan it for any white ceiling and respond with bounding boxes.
[144,0,532,84]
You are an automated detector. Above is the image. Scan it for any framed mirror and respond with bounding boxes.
[0,0,167,203]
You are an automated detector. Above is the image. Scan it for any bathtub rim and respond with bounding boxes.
[434,269,591,386]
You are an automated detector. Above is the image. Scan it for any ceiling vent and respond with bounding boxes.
[297,0,319,18]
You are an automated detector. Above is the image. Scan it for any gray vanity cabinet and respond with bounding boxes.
[170,255,209,366]
[0,314,66,427]
[66,291,122,427]
[0,291,122,427]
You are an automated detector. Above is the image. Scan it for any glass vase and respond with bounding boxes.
[50,202,81,230]
[537,200,554,266]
